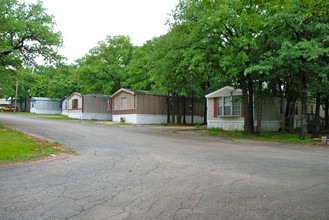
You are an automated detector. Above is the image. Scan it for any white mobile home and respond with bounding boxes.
[206,86,323,132]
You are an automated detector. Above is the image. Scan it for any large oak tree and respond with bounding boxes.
[0,0,63,70]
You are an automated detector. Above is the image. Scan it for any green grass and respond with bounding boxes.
[1,112,61,116]
[0,112,77,120]
[201,128,315,144]
[0,125,75,164]
[39,115,77,120]
[0,112,38,116]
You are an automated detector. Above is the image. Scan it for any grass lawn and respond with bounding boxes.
[0,112,76,120]
[38,115,77,120]
[179,128,318,144]
[0,112,38,116]
[0,124,75,165]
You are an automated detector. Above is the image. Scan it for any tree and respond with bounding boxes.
[123,43,153,91]
[0,0,63,70]
[171,0,270,134]
[258,1,329,138]
[75,35,133,95]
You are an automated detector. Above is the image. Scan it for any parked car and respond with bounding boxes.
[0,104,18,112]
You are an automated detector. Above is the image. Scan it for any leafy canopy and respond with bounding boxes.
[0,0,63,70]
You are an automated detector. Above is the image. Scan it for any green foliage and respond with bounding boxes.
[123,43,153,91]
[0,0,63,69]
[75,35,133,95]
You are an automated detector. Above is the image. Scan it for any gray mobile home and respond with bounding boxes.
[30,97,61,114]
[67,92,112,120]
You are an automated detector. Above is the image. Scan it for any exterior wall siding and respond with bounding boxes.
[136,94,167,115]
[68,94,83,111]
[30,99,61,114]
[112,109,137,115]
[83,95,110,114]
[113,92,135,111]
[255,98,281,121]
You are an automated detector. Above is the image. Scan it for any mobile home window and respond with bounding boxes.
[224,97,231,115]
[232,101,241,116]
[121,97,127,109]
[217,96,241,116]
[73,99,78,109]
[217,97,223,116]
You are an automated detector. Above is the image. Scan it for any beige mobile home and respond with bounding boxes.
[111,88,204,124]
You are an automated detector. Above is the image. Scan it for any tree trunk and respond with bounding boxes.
[285,97,291,133]
[256,80,262,135]
[300,71,308,139]
[325,98,329,129]
[240,73,254,135]
[280,92,286,133]
[191,95,194,125]
[183,96,186,125]
[172,94,176,124]
[166,95,170,123]
[288,100,296,134]
[204,99,207,125]
[248,76,254,132]
[176,95,181,124]
[313,92,321,138]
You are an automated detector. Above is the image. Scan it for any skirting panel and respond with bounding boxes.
[68,113,112,120]
[81,113,112,120]
[68,113,82,119]
[207,120,282,132]
[62,110,69,116]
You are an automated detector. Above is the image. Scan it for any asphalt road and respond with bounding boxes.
[0,114,329,220]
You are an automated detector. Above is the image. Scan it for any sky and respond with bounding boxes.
[22,0,180,64]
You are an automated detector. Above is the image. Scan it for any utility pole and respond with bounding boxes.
[14,79,18,112]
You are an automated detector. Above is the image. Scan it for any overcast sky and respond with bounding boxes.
[22,0,180,64]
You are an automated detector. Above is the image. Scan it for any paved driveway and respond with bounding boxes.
[0,114,329,219]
